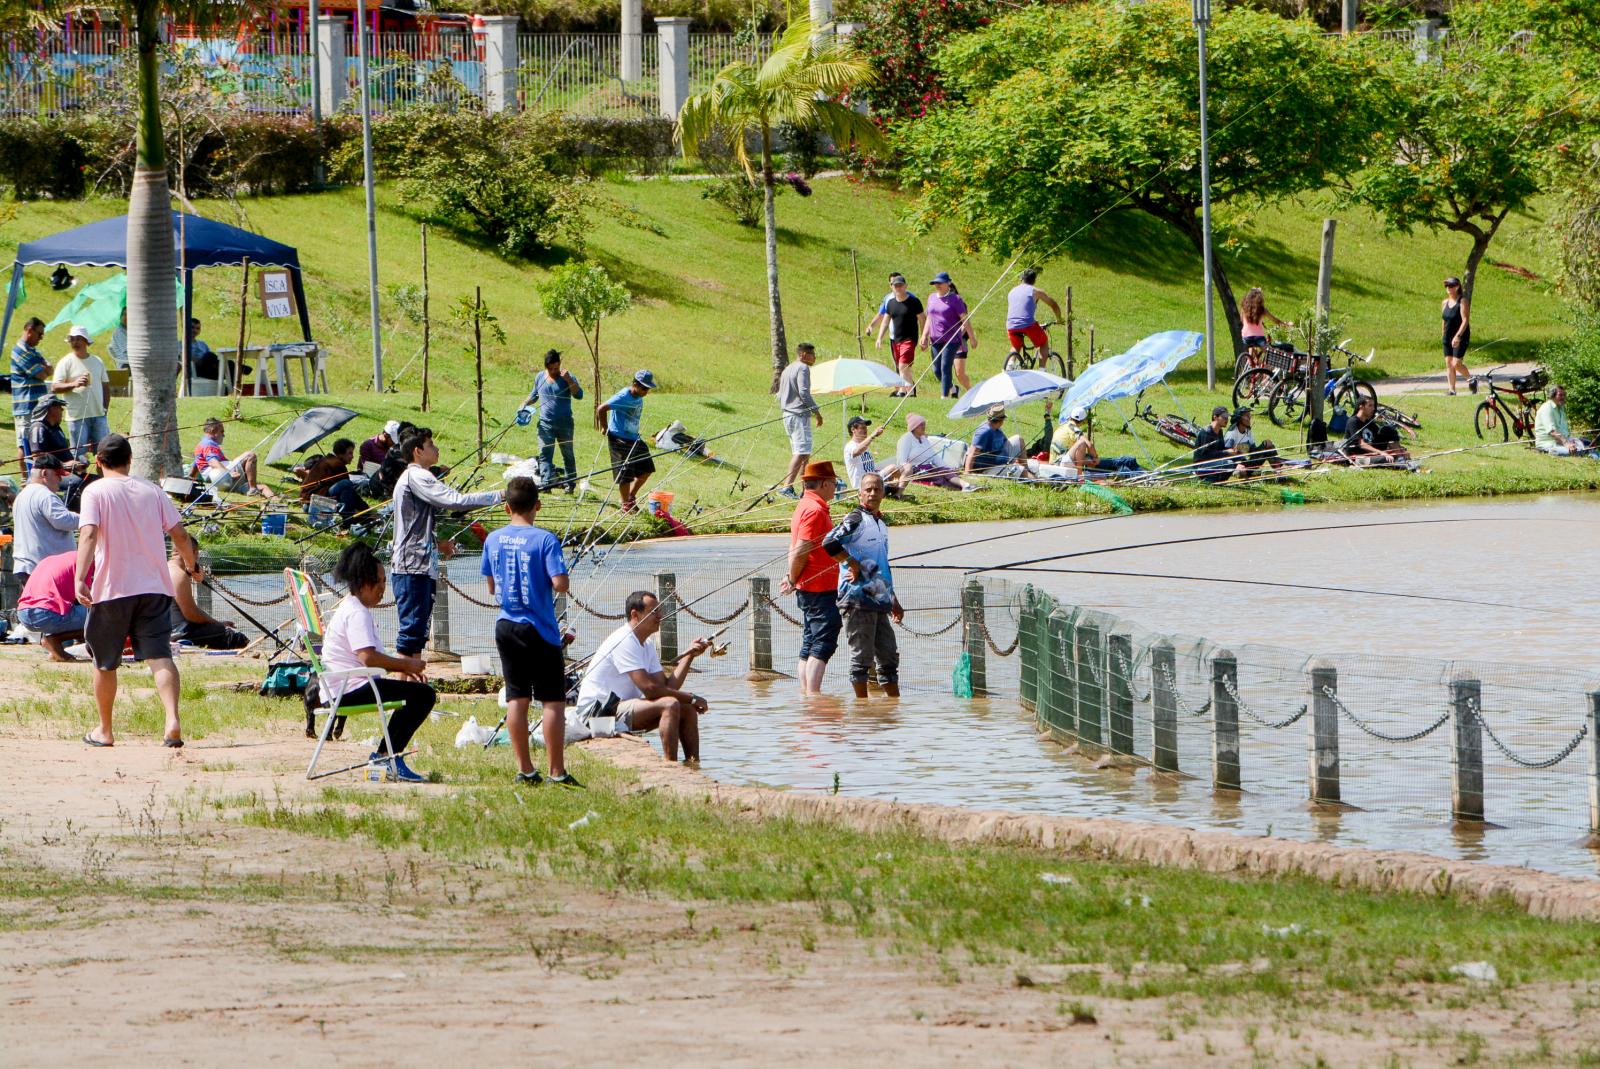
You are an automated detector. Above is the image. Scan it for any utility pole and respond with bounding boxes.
[1310,219,1336,427]
[356,0,383,392]
[1193,0,1216,391]
[309,0,322,186]
[1342,0,1358,35]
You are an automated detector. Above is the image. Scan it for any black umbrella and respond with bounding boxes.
[265,406,359,464]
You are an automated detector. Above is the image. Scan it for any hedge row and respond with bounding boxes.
[0,110,678,201]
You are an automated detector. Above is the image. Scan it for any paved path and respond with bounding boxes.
[1373,361,1537,397]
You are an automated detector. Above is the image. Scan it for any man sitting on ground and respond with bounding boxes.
[167,548,248,650]
[964,405,1034,483]
[843,415,908,495]
[1534,385,1595,457]
[1343,396,1410,466]
[193,418,274,497]
[298,437,368,525]
[1192,405,1245,483]
[574,590,713,763]
[18,550,87,662]
[1224,407,1282,473]
[1061,408,1142,479]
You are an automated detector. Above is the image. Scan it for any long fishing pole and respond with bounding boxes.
[200,578,299,658]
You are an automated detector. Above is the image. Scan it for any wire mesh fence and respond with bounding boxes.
[516,34,657,118]
[1019,586,1600,843]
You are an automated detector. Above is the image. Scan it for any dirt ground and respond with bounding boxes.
[6,652,1600,1067]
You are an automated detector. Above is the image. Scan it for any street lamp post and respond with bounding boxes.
[1193,0,1216,390]
[356,0,383,392]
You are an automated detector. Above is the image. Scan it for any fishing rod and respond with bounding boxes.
[895,516,1548,577]
[199,577,300,658]
[920,564,1592,619]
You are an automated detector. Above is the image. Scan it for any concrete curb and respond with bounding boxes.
[590,737,1600,923]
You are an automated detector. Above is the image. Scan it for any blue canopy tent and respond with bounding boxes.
[1,211,312,390]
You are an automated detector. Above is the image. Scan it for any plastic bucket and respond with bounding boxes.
[461,654,491,676]
[647,490,675,517]
[260,513,287,537]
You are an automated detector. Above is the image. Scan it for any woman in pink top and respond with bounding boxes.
[1239,287,1290,350]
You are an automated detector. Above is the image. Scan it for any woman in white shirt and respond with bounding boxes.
[321,542,437,783]
[894,413,976,491]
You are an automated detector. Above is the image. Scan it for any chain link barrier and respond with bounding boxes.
[1113,650,1152,702]
[441,575,500,610]
[208,576,292,607]
[979,616,1020,657]
[1155,662,1212,717]
[762,594,803,627]
[1222,676,1308,729]
[678,597,751,626]
[901,612,963,638]
[1322,687,1450,743]
[1468,698,1590,770]
[570,593,627,621]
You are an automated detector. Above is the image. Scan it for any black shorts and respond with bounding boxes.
[85,593,174,671]
[495,619,567,703]
[608,434,655,484]
[1444,331,1470,359]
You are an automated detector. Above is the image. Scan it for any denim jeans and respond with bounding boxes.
[69,414,109,461]
[20,602,88,636]
[538,419,577,489]
[795,589,841,663]
[391,573,435,655]
[931,340,965,398]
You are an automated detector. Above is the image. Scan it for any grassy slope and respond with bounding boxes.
[0,179,1591,564]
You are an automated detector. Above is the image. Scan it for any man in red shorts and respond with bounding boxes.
[1005,267,1063,363]
[873,273,926,397]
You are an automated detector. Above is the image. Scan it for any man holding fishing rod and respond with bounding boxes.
[391,430,504,659]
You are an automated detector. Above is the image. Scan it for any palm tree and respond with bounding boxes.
[2,1,252,478]
[676,17,883,391]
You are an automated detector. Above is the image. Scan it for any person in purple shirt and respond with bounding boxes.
[918,271,977,398]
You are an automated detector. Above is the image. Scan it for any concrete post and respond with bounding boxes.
[1045,609,1074,735]
[479,14,519,113]
[809,0,835,41]
[961,579,987,698]
[1411,18,1440,64]
[1211,650,1240,791]
[748,576,772,674]
[1588,692,1600,840]
[1308,660,1340,804]
[1341,0,1357,35]
[1107,633,1135,756]
[620,0,642,81]
[1074,621,1103,748]
[1019,587,1038,711]
[1450,675,1485,822]
[656,571,678,664]
[429,566,453,655]
[657,17,692,120]
[1150,642,1180,774]
[316,15,346,115]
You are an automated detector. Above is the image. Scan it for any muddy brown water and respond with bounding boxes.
[222,494,1600,877]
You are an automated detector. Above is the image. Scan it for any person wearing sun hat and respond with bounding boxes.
[780,459,843,695]
[596,369,657,513]
[54,324,110,461]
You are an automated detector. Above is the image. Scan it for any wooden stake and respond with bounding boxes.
[420,223,431,412]
[1064,285,1074,378]
[231,256,251,418]
[474,286,484,446]
[852,248,863,360]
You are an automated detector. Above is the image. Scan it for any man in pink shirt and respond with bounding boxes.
[76,434,203,748]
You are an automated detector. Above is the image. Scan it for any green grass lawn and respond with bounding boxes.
[0,177,1588,565]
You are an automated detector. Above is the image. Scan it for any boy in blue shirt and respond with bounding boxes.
[482,477,580,787]
[520,348,584,491]
[594,368,656,513]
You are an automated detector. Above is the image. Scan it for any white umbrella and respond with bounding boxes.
[947,368,1072,419]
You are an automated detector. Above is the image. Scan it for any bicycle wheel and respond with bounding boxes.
[1232,367,1277,411]
[1514,407,1535,440]
[1003,350,1024,372]
[1334,380,1377,411]
[1038,351,1066,379]
[1377,404,1420,430]
[1475,401,1507,442]
[1268,380,1307,427]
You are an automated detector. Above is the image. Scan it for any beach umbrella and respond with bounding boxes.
[265,406,359,464]
[809,358,903,396]
[1059,330,1203,419]
[947,368,1072,419]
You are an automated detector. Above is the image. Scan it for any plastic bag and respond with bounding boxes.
[453,715,499,748]
[952,651,973,699]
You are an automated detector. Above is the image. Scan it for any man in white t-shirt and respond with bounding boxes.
[575,589,713,762]
[54,325,110,461]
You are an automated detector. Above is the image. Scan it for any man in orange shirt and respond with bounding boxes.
[779,460,840,696]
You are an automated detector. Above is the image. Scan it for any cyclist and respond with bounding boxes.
[1239,287,1291,351]
[1004,268,1062,364]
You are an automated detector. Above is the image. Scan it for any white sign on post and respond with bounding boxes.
[258,269,297,319]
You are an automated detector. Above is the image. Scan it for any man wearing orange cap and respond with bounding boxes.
[778,460,840,695]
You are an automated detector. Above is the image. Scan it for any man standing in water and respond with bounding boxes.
[823,471,902,699]
[779,460,841,696]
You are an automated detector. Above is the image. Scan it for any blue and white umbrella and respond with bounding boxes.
[1058,330,1203,419]
[947,368,1072,420]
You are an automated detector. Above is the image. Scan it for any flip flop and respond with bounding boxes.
[83,733,112,747]
[162,737,185,748]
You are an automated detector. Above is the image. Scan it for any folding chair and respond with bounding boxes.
[285,568,406,781]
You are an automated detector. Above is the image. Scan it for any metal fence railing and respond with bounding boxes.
[516,33,657,118]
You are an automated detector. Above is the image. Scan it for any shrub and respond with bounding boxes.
[852,0,1011,124]
[1542,310,1600,432]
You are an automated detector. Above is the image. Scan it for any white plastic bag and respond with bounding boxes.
[454,715,498,749]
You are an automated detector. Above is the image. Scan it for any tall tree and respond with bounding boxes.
[896,1,1390,357]
[676,16,884,391]
[1343,27,1594,303]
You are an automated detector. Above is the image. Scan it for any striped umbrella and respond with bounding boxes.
[809,358,904,396]
[947,368,1072,419]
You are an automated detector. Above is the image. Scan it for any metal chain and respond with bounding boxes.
[441,575,500,609]
[570,593,627,621]
[1469,698,1589,770]
[1221,675,1306,729]
[901,612,963,638]
[1323,687,1449,743]
[678,596,751,626]
[762,594,803,627]
[1155,662,1212,717]
[208,577,292,607]
[1113,650,1152,702]
[979,616,1020,657]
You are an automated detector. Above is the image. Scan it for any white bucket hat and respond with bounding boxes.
[66,324,94,342]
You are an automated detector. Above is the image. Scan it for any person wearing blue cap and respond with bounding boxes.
[919,272,975,399]
[595,369,657,513]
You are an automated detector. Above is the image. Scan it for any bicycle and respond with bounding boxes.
[1266,341,1378,427]
[1471,365,1546,442]
[1232,342,1304,413]
[1121,392,1201,449]
[1003,320,1067,378]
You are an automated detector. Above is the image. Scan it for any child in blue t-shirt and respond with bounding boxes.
[482,477,580,788]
